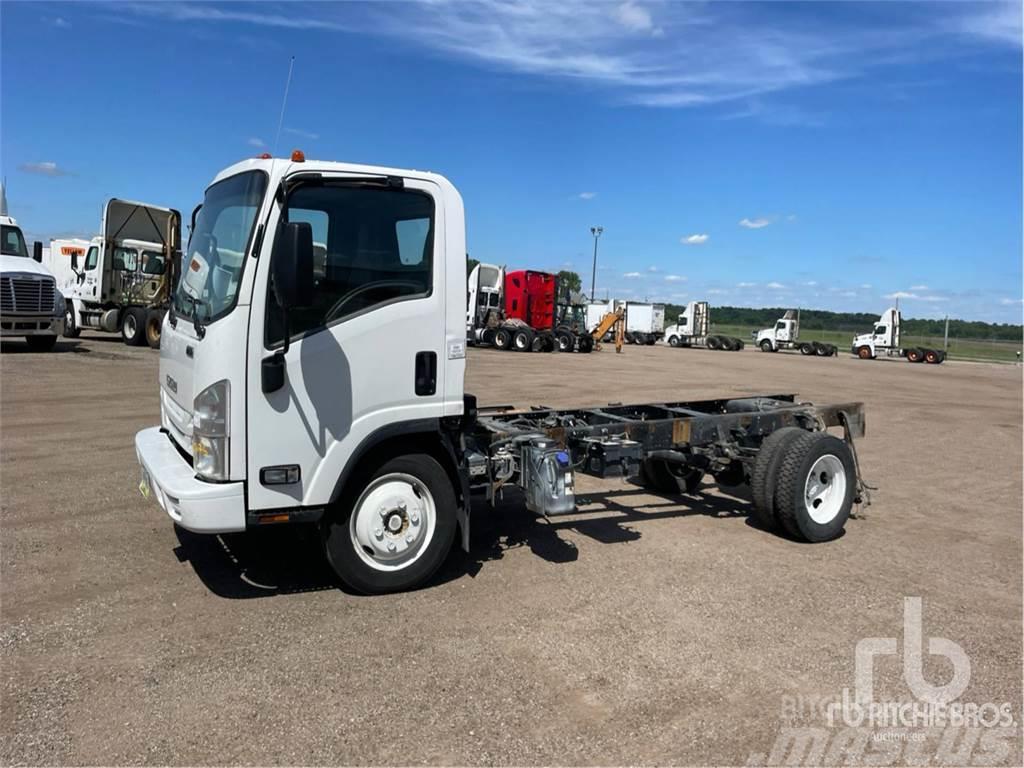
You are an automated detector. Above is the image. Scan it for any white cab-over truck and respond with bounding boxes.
[851,307,945,364]
[754,309,837,357]
[134,154,870,594]
[62,200,181,348]
[0,186,65,350]
[623,301,665,345]
[662,301,744,351]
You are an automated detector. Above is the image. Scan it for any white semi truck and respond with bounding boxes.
[662,301,744,350]
[754,309,837,357]
[134,153,870,594]
[43,238,91,292]
[62,200,181,348]
[0,185,65,350]
[851,307,945,364]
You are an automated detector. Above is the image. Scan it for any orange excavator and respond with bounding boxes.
[591,307,626,353]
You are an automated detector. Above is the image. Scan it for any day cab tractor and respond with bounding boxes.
[467,263,592,352]
[852,307,945,364]
[754,309,837,357]
[663,301,745,351]
[134,153,871,594]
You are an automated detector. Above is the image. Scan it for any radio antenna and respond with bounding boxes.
[273,56,295,156]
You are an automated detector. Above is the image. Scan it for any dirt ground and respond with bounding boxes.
[2,333,1021,766]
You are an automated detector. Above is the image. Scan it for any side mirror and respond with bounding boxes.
[71,253,79,271]
[272,221,314,309]
[32,241,43,263]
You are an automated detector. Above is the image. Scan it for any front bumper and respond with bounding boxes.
[1,315,63,336]
[135,426,246,533]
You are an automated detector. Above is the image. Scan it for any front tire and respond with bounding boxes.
[759,339,773,353]
[668,335,680,347]
[556,330,574,352]
[64,303,80,338]
[322,453,458,594]
[856,346,873,360]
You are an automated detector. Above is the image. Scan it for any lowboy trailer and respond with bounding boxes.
[135,152,871,595]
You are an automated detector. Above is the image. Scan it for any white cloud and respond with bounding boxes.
[126,3,1021,115]
[765,281,785,289]
[17,161,73,177]
[664,274,686,282]
[577,191,597,200]
[707,288,727,295]
[247,137,266,148]
[44,15,71,28]
[737,281,756,288]
[860,283,872,289]
[623,271,642,278]
[910,284,929,290]
[681,233,708,245]
[284,127,320,140]
[804,280,818,286]
[739,217,771,229]
[885,291,918,299]
[918,295,948,302]
[841,290,857,297]
[647,265,659,272]
[999,298,1024,305]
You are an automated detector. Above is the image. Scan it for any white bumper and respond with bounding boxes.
[134,426,246,533]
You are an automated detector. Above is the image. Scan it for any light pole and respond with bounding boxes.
[589,225,603,301]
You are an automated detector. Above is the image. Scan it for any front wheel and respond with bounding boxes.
[856,346,873,360]
[668,335,680,347]
[64,303,80,338]
[555,330,574,352]
[322,453,458,594]
[759,340,773,353]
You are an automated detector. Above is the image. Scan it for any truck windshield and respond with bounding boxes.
[1,225,29,258]
[174,171,267,322]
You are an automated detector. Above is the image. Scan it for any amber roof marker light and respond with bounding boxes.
[291,149,305,163]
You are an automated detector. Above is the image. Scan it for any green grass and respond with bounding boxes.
[712,324,1023,364]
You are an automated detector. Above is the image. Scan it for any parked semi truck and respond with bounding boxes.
[851,307,945,364]
[0,185,64,351]
[62,199,181,348]
[662,301,744,350]
[754,309,837,356]
[42,238,91,292]
[467,263,592,352]
[134,153,870,594]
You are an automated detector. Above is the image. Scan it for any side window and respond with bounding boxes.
[266,185,434,347]
[141,250,166,275]
[776,321,785,331]
[113,248,137,271]
[84,246,98,270]
[875,325,886,335]
[680,317,688,327]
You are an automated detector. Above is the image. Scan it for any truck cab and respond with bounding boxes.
[62,199,180,347]
[0,191,65,351]
[852,307,899,358]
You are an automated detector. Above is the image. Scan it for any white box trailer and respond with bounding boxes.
[623,301,665,345]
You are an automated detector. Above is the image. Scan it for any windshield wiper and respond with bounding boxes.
[180,295,209,339]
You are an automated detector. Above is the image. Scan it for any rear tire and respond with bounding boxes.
[800,343,814,356]
[322,453,457,594]
[25,335,58,352]
[556,330,574,352]
[512,328,534,352]
[721,336,738,351]
[706,335,722,350]
[750,427,806,530]
[924,348,942,364]
[577,334,594,353]
[814,342,830,357]
[145,309,164,349]
[493,327,512,350]
[773,432,855,542]
[121,308,146,346]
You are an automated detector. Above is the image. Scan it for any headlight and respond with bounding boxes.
[53,287,64,315]
[192,379,229,480]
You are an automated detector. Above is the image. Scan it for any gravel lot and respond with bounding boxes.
[2,334,1021,765]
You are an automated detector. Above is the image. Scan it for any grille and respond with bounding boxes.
[0,275,56,315]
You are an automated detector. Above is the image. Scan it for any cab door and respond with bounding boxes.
[245,175,448,510]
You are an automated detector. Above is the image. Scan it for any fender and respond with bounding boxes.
[328,418,472,552]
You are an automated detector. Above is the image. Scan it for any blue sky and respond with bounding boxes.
[2,1,1021,323]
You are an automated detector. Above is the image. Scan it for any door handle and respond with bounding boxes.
[415,351,436,396]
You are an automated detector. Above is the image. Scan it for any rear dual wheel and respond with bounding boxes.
[494,327,512,350]
[706,335,722,350]
[906,347,925,363]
